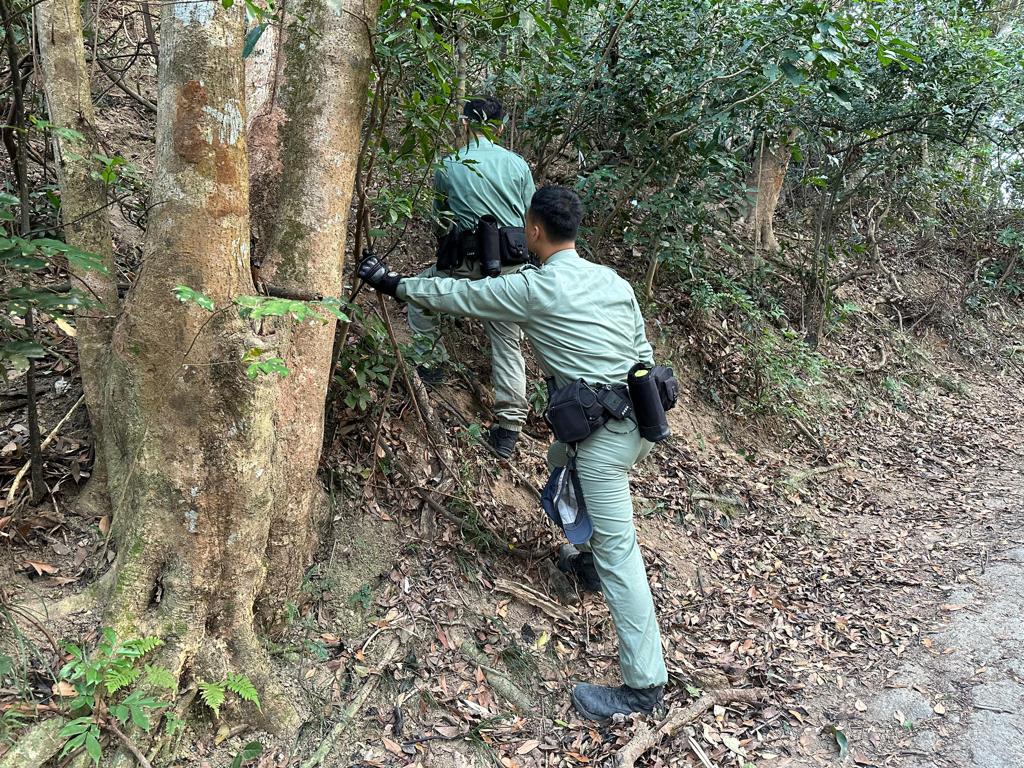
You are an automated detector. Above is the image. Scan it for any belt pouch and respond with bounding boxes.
[499,226,529,266]
[545,379,605,444]
[436,228,460,271]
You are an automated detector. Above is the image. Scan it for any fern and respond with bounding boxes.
[198,680,226,716]
[225,674,261,711]
[104,664,141,693]
[123,636,163,658]
[144,665,177,690]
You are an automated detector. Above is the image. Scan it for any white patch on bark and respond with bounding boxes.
[174,0,217,26]
[203,101,243,146]
[185,508,199,532]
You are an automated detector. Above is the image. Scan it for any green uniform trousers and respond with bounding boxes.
[407,262,529,431]
[548,422,668,689]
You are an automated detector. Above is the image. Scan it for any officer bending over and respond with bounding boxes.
[359,186,668,720]
[411,96,535,459]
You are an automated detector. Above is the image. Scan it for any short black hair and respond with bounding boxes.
[528,186,584,242]
[463,96,503,123]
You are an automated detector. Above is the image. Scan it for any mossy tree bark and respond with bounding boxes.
[32,0,380,735]
[34,0,119,509]
[99,0,295,723]
[248,0,381,626]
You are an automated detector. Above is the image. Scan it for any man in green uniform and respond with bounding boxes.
[411,96,535,458]
[358,186,668,720]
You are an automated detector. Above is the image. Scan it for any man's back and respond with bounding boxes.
[435,137,534,230]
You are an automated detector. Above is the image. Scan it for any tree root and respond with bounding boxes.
[614,688,768,768]
[0,717,66,768]
[458,640,535,713]
[22,566,113,623]
[299,635,401,768]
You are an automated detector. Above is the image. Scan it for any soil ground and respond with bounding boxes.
[4,270,1024,767]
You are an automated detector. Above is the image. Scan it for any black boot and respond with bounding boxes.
[570,682,664,721]
[487,426,519,459]
[558,544,602,593]
[416,363,446,387]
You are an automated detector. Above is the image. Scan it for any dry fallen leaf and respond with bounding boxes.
[54,318,77,337]
[25,560,58,576]
[52,681,75,697]
[517,740,541,755]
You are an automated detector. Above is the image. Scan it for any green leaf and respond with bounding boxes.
[173,285,215,312]
[130,703,152,731]
[230,740,264,768]
[245,357,289,379]
[59,717,94,739]
[243,24,266,59]
[144,665,177,690]
[104,664,141,693]
[225,674,262,710]
[316,299,349,321]
[84,732,102,764]
[198,681,226,716]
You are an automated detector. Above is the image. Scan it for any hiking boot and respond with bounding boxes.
[558,544,602,593]
[416,364,446,387]
[487,425,519,458]
[570,682,664,721]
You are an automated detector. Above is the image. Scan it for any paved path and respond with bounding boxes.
[876,546,1024,768]
[779,543,1024,767]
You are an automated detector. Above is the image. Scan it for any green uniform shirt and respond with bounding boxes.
[398,249,654,387]
[434,136,535,231]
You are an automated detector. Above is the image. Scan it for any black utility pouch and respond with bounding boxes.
[498,226,529,266]
[651,365,679,411]
[545,380,606,444]
[435,228,460,271]
[458,229,478,266]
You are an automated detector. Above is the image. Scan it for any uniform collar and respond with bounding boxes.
[463,135,496,151]
[545,248,578,266]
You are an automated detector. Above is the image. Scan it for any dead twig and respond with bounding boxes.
[6,395,85,506]
[493,577,574,622]
[300,636,401,768]
[615,688,768,768]
[105,721,154,768]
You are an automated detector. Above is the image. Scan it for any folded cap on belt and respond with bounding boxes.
[541,462,592,545]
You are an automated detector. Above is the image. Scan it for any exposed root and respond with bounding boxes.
[300,635,401,768]
[458,640,535,712]
[23,566,114,623]
[0,717,66,768]
[614,688,768,768]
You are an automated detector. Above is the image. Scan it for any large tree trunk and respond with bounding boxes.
[99,0,292,728]
[741,129,798,255]
[35,0,119,510]
[248,0,380,625]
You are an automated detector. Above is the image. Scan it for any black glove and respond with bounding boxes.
[357,250,404,297]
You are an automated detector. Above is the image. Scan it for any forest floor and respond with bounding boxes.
[7,248,1024,768]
